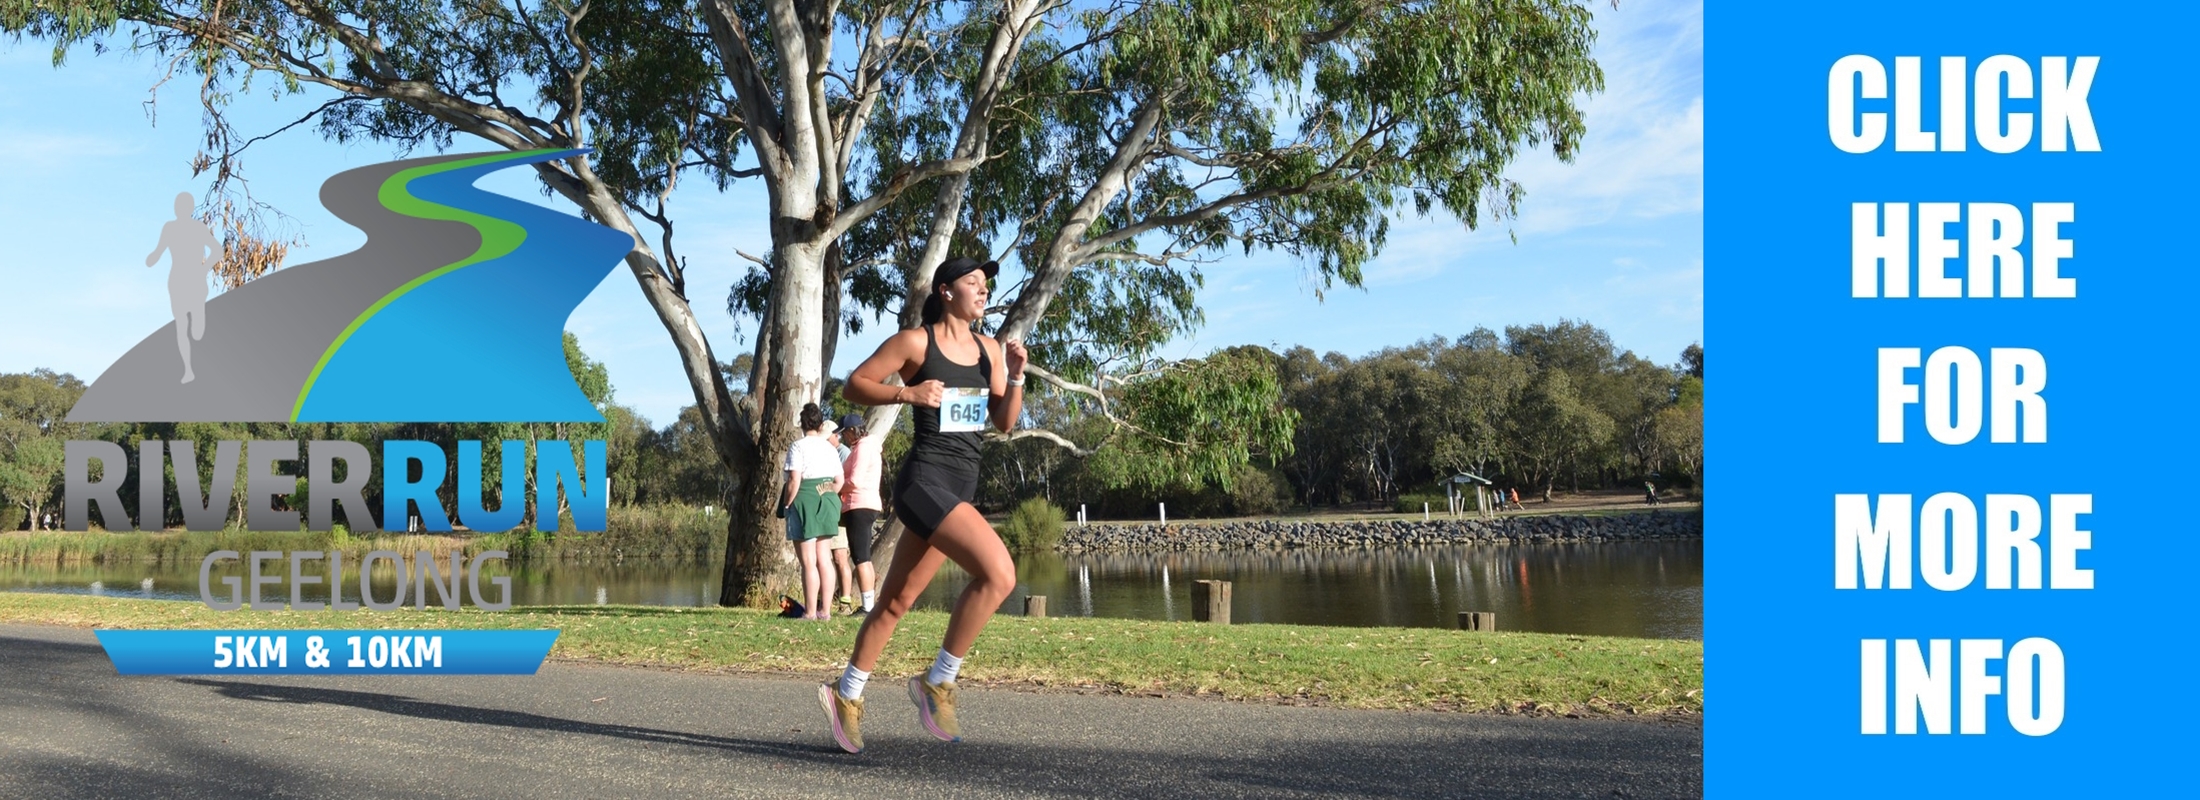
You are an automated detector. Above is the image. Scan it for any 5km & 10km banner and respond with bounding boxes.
[1709,2,2186,794]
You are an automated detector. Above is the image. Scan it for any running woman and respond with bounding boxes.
[819,256,1026,754]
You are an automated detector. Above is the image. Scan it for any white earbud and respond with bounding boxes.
[944,291,954,300]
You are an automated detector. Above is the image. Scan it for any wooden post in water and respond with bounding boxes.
[1192,580,1232,624]
[1025,595,1047,618]
[1458,611,1497,631]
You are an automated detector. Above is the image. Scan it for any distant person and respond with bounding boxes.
[1645,480,1660,505]
[818,256,1027,755]
[823,417,857,611]
[1509,487,1522,510]
[145,192,224,384]
[780,402,844,621]
[837,412,884,613]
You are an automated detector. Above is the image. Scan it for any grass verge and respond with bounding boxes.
[0,592,1700,717]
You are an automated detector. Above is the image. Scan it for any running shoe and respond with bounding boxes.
[818,682,865,753]
[908,676,960,741]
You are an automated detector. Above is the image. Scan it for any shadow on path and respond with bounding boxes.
[177,677,836,763]
[3,628,1699,799]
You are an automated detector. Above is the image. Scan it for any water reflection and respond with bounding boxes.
[921,541,1702,639]
[0,539,1700,638]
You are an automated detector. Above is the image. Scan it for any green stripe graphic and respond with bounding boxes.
[289,150,547,421]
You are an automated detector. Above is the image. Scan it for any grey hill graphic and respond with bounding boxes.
[69,149,633,423]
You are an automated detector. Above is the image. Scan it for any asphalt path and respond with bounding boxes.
[0,624,1700,799]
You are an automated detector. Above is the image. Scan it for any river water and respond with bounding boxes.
[2,539,1700,639]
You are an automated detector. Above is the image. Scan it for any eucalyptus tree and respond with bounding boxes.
[834,0,1605,492]
[4,0,1047,602]
[1505,367,1612,501]
[1427,331,1530,482]
[0,371,87,530]
[5,0,1604,600]
[1658,354,1703,488]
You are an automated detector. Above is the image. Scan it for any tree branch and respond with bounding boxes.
[984,427,1094,457]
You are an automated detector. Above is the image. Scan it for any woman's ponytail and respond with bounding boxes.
[920,291,944,325]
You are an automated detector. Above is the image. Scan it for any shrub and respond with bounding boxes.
[0,506,21,532]
[1392,491,1451,515]
[1226,466,1288,517]
[998,497,1064,552]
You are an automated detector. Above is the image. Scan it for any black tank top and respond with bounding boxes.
[906,324,992,473]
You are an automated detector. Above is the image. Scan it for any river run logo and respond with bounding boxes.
[67,149,633,424]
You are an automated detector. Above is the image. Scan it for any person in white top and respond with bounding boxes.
[780,403,844,620]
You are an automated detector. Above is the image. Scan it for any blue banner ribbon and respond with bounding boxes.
[95,629,559,675]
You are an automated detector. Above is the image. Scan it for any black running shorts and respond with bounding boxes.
[892,461,979,539]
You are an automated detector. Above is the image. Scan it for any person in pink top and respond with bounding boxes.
[836,412,885,612]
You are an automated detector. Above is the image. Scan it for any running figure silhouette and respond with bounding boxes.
[145,192,224,384]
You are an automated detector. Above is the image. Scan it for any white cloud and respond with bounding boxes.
[0,129,146,163]
[1499,0,1704,238]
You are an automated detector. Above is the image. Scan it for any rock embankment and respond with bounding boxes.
[1056,511,1700,552]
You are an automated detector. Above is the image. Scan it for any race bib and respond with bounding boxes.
[938,387,989,432]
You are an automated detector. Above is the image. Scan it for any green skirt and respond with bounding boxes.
[792,477,843,541]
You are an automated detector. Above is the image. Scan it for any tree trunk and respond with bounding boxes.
[715,239,829,605]
[821,243,844,387]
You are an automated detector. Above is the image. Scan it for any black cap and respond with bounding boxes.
[933,256,999,288]
[837,413,865,431]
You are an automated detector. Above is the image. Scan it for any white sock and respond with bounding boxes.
[927,648,964,686]
[838,664,870,701]
[861,591,875,612]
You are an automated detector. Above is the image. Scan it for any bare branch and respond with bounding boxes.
[823,153,986,240]
[985,428,1094,457]
[228,96,359,157]
[1077,117,1399,256]
[699,0,790,184]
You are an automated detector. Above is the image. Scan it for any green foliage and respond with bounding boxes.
[1225,465,1288,517]
[831,0,1606,385]
[1275,326,1700,509]
[8,0,1610,602]
[1084,345,1297,493]
[978,322,1702,520]
[0,333,721,533]
[1392,490,1449,515]
[564,332,613,410]
[1655,376,1704,490]
[0,369,87,529]
[1507,368,1615,500]
[998,497,1064,552]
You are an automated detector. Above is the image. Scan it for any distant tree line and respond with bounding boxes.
[4,322,1699,531]
[971,321,1703,519]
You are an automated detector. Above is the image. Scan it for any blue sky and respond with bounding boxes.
[0,0,1700,427]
